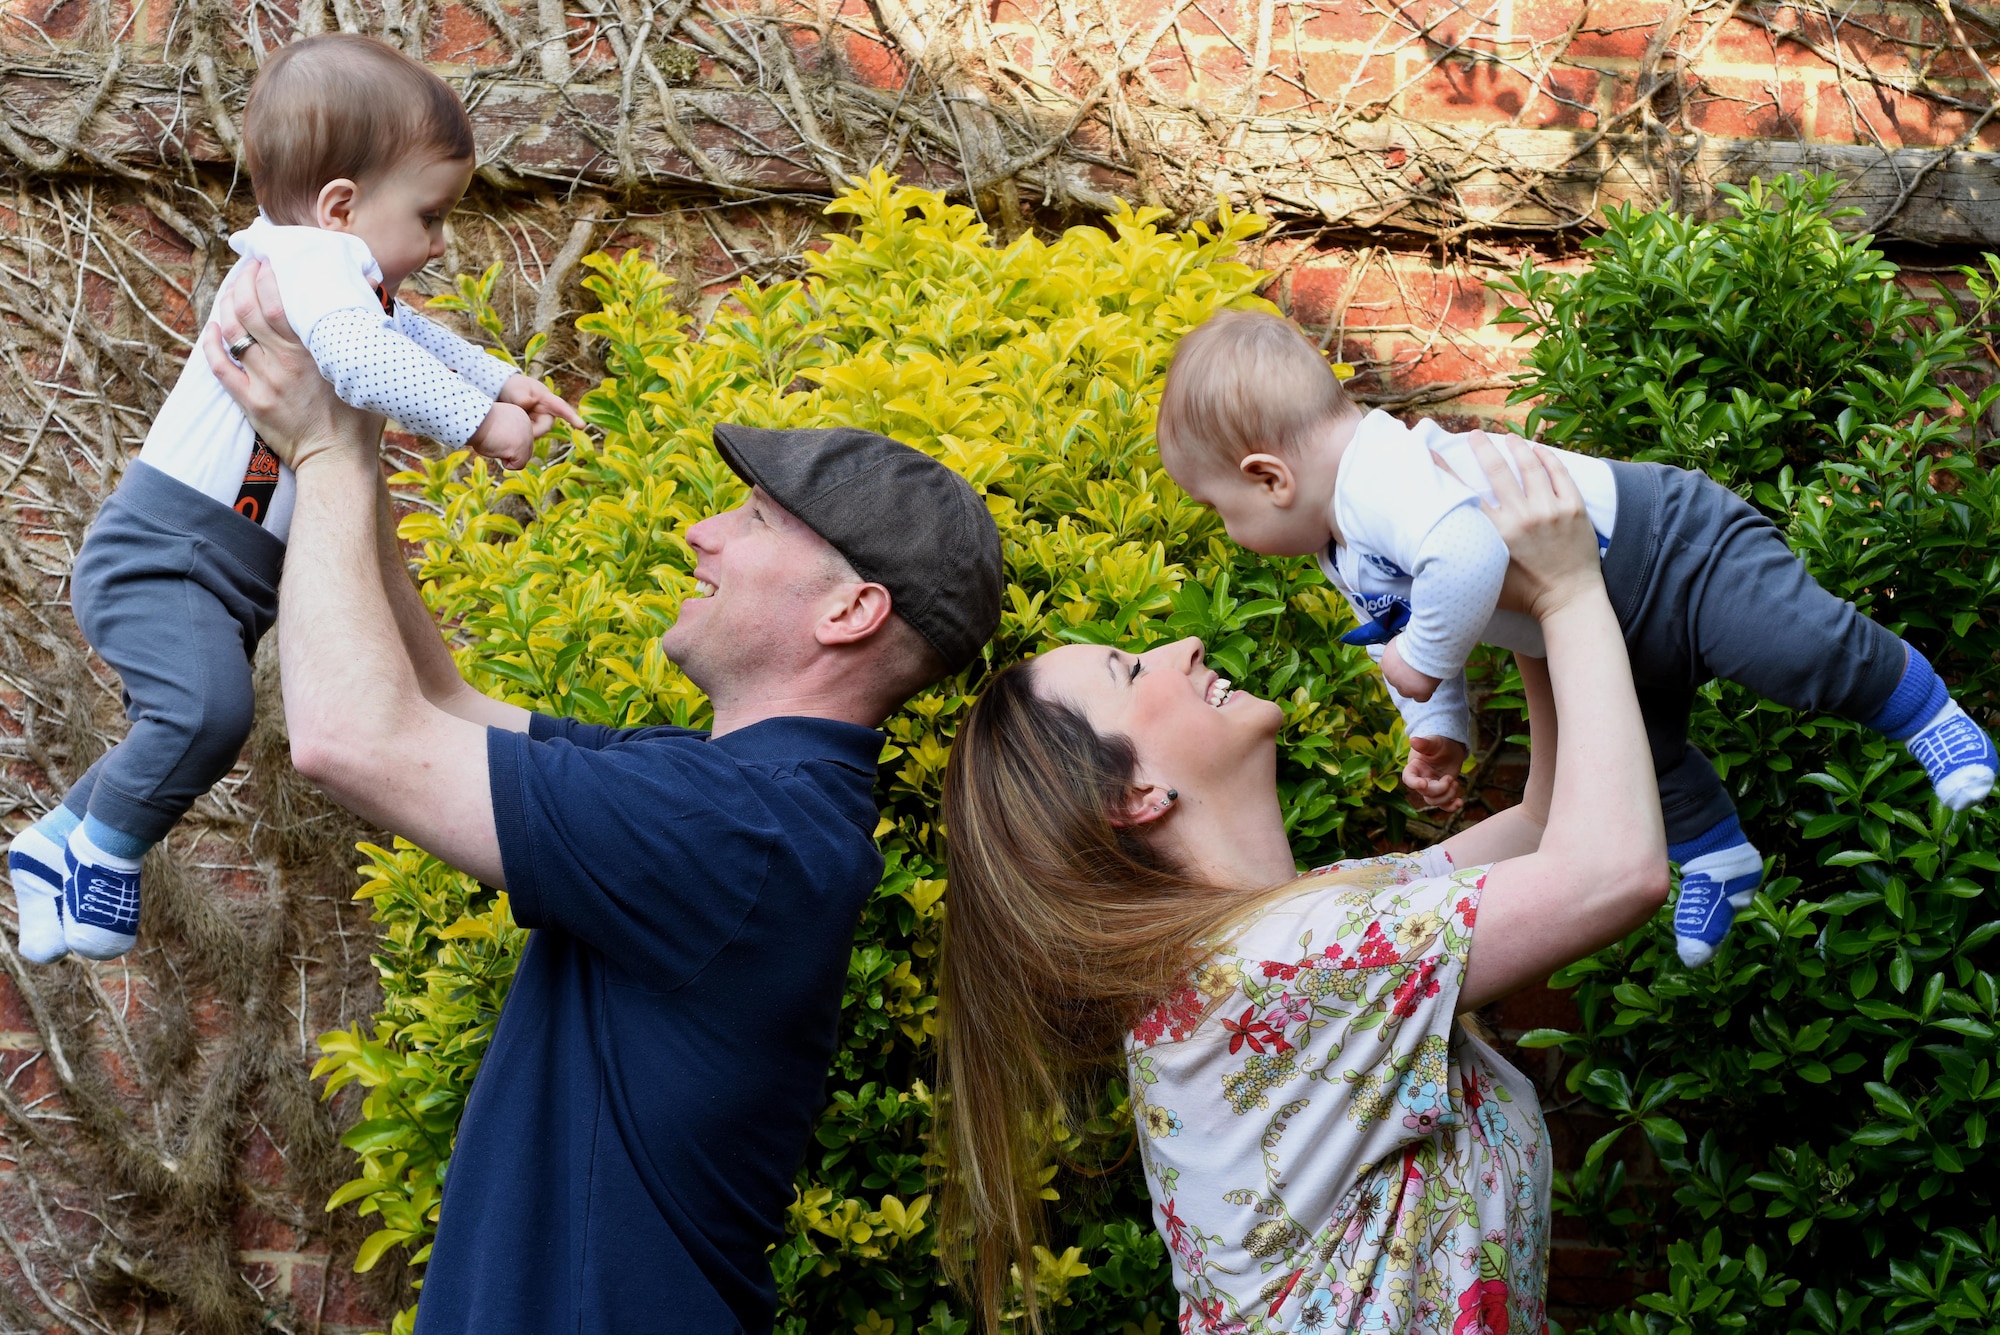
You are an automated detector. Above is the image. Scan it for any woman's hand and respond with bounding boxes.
[1463,430,1603,621]
[202,260,383,471]
[1454,433,1667,1012]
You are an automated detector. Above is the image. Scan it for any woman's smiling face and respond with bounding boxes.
[1031,636,1286,801]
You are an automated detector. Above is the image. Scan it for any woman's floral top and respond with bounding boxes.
[1125,851,1549,1335]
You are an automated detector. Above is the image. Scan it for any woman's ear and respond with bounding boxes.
[1107,782,1179,829]
[316,179,360,232]
[1239,453,1298,508]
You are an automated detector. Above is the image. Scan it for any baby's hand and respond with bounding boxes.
[499,374,585,439]
[468,402,536,470]
[1381,639,1443,703]
[1405,735,1468,813]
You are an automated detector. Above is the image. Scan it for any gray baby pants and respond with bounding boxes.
[1600,461,1906,845]
[63,462,284,845]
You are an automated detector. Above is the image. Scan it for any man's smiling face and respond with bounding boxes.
[662,487,850,702]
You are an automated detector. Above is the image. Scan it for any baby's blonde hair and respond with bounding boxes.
[1156,309,1362,464]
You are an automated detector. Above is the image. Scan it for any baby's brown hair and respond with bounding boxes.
[244,35,476,226]
[1156,308,1362,465]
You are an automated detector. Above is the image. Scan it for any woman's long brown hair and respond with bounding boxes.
[937,658,1306,1330]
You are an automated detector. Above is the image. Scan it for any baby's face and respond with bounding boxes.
[343,154,475,292]
[1166,444,1334,557]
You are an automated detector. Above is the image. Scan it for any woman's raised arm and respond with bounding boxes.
[1455,436,1668,1011]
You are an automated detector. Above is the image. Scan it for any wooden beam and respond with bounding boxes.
[6,61,1998,245]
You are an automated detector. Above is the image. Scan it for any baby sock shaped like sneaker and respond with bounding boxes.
[8,807,79,964]
[1670,814,1765,968]
[1866,646,1996,811]
[63,818,146,961]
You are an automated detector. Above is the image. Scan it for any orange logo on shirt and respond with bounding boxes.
[234,437,281,525]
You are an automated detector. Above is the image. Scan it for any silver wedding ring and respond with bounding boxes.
[226,333,257,359]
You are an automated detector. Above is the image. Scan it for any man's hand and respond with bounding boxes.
[1405,735,1468,812]
[202,260,383,471]
[1381,639,1443,703]
[468,402,537,470]
[498,373,585,438]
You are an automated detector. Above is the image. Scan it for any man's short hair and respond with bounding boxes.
[1156,309,1363,464]
[817,548,951,708]
[244,34,476,226]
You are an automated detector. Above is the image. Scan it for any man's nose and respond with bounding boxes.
[685,511,724,553]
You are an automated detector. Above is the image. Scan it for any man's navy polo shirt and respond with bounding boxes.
[413,712,885,1335]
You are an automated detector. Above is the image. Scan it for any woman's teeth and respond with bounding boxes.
[693,579,716,597]
[1206,677,1235,708]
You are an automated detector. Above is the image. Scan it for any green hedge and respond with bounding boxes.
[1496,174,2000,1334]
[311,171,2000,1334]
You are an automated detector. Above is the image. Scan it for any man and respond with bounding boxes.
[202,262,1003,1333]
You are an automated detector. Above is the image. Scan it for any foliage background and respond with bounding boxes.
[1496,174,2000,1335]
[314,170,2000,1335]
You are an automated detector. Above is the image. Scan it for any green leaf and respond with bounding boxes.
[354,1228,415,1274]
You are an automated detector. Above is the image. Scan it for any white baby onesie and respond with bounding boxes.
[138,217,514,542]
[1318,411,1621,746]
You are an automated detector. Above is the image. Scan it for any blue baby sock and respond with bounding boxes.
[8,806,80,964]
[1669,813,1765,968]
[63,816,147,961]
[1864,646,1996,811]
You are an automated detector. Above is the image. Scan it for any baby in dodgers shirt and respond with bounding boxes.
[5,34,581,964]
[1156,309,1995,966]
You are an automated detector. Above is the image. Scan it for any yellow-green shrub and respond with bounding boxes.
[313,171,1414,1332]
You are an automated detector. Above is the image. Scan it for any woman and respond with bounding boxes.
[938,439,1667,1334]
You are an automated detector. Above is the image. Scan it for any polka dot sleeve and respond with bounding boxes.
[392,303,518,400]
[1400,503,1509,682]
[307,306,497,447]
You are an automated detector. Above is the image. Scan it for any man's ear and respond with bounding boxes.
[817,581,896,648]
[316,179,360,232]
[1239,453,1298,508]
[1107,781,1177,829]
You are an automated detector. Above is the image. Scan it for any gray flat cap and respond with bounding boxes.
[711,424,1003,674]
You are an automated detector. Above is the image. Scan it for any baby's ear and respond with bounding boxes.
[1238,452,1298,506]
[315,179,360,231]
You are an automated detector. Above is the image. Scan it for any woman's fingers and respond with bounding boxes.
[1465,430,1526,507]
[252,258,291,335]
[201,321,252,398]
[1534,443,1586,511]
[228,260,281,347]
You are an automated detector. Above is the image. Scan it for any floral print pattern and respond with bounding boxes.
[1125,852,1549,1335]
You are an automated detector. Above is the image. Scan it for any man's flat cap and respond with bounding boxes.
[712,424,1003,675]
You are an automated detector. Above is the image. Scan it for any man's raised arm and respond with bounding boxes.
[373,471,532,732]
[204,261,510,887]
